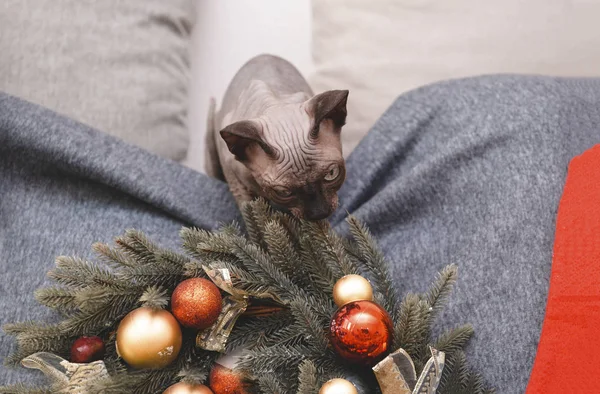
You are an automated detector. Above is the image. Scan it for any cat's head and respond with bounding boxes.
[220,89,349,220]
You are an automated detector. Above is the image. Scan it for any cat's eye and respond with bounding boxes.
[274,187,292,199]
[324,165,340,182]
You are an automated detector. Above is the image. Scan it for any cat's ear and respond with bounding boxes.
[309,90,349,138]
[220,120,274,161]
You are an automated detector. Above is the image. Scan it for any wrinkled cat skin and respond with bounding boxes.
[205,54,349,221]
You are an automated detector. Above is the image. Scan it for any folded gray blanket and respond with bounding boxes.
[2,75,600,393]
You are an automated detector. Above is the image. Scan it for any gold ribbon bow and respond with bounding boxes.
[196,266,284,352]
[373,347,445,394]
[20,352,111,393]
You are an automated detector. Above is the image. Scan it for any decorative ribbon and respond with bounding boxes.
[373,347,445,394]
[21,352,111,393]
[197,266,284,352]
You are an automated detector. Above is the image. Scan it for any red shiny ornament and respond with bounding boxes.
[70,335,105,363]
[329,300,393,366]
[209,364,250,394]
[171,278,223,329]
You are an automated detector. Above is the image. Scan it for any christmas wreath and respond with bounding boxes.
[1,199,493,394]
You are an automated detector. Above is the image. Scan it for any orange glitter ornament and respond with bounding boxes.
[209,364,250,394]
[329,300,393,366]
[171,278,223,329]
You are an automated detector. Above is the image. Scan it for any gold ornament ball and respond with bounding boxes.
[319,378,358,394]
[116,307,182,369]
[163,382,214,394]
[333,274,373,307]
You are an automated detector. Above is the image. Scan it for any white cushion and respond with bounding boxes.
[185,0,313,173]
[0,0,195,161]
[310,0,600,156]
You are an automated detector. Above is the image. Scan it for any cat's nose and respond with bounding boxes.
[305,205,333,221]
[306,211,330,221]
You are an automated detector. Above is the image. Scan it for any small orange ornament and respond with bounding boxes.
[209,364,250,394]
[163,382,214,394]
[171,278,223,329]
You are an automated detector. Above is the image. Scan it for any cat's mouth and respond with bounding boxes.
[267,194,339,221]
[291,198,339,221]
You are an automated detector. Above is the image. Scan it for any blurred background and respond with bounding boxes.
[2,0,599,173]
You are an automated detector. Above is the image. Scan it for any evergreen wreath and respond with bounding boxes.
[1,199,493,394]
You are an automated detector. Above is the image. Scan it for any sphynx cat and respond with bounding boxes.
[205,54,349,221]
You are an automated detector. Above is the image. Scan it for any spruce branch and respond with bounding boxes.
[62,292,140,335]
[346,216,400,320]
[219,235,310,302]
[226,312,294,351]
[92,242,137,268]
[297,233,338,297]
[3,200,490,394]
[123,259,184,288]
[3,323,74,365]
[464,373,486,394]
[439,351,469,394]
[433,324,474,357]
[393,293,431,371]
[239,343,309,374]
[271,211,301,248]
[34,287,78,312]
[0,383,53,394]
[139,285,169,309]
[424,264,458,321]
[302,220,359,278]
[263,220,312,290]
[258,375,285,394]
[180,227,211,260]
[114,230,160,266]
[49,256,125,289]
[438,349,494,394]
[288,298,330,352]
[297,360,320,394]
[219,222,243,237]
[241,200,266,248]
[176,366,210,385]
[72,286,135,312]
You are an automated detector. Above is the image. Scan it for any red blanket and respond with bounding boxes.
[527,145,600,393]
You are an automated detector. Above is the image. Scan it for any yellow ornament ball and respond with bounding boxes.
[333,274,373,307]
[319,378,358,394]
[116,307,182,369]
[163,382,214,394]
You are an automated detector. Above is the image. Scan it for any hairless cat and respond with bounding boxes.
[205,54,349,221]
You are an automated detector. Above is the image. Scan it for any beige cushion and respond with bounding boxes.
[310,0,600,156]
[0,0,195,161]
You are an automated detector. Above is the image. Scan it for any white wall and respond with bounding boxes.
[185,0,313,173]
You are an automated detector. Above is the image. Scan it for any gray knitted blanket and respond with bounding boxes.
[3,75,600,393]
